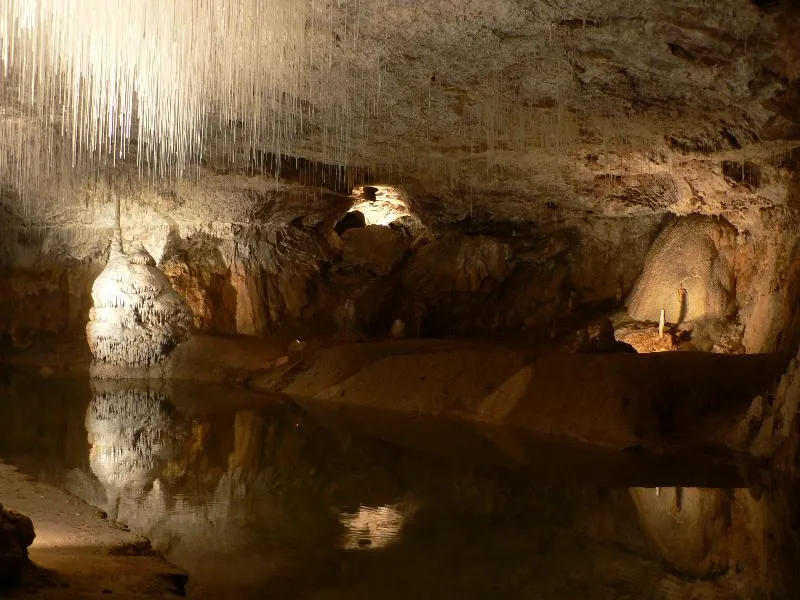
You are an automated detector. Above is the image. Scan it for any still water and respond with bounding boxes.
[0,370,785,599]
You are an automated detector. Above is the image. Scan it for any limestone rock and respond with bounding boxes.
[86,243,193,368]
[403,233,511,295]
[334,210,366,235]
[575,318,637,354]
[614,325,677,353]
[160,233,235,334]
[341,225,407,276]
[0,504,34,586]
[626,216,738,324]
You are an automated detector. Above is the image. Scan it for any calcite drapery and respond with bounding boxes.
[86,241,192,367]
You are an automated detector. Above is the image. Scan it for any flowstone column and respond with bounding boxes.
[86,239,192,371]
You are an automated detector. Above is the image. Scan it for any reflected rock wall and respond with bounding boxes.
[629,487,731,576]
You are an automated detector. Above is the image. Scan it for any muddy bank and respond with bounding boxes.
[254,340,789,453]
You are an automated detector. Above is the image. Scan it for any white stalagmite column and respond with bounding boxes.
[86,241,192,369]
[658,308,665,339]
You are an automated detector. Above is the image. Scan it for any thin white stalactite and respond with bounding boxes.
[0,0,375,195]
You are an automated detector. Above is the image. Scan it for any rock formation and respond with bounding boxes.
[626,216,738,325]
[575,318,637,354]
[0,504,34,586]
[86,241,192,368]
[0,2,799,595]
[389,319,407,338]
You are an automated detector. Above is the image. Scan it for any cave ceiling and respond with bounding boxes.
[0,0,799,219]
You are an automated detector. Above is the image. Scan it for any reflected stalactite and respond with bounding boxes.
[86,383,186,519]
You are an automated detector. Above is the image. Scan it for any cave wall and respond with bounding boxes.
[0,0,798,353]
[0,149,798,349]
[735,206,800,353]
[0,177,659,344]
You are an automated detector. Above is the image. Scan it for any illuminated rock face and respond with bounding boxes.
[86,242,192,367]
[626,216,738,324]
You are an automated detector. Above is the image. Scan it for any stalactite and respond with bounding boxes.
[0,0,379,196]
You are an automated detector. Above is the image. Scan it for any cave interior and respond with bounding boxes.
[1,0,800,598]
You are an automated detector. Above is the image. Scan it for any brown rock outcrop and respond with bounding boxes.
[0,504,34,586]
[403,234,511,295]
[341,225,407,276]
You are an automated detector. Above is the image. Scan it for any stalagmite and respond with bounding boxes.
[86,240,192,368]
[413,300,426,338]
[389,319,407,339]
[658,308,665,339]
[567,289,576,315]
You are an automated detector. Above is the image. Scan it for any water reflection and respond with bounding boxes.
[86,384,186,518]
[630,486,737,577]
[0,374,792,599]
[339,502,415,550]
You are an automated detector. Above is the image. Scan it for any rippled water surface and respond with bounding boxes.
[0,370,788,599]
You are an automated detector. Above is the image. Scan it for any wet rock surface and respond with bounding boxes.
[0,168,794,352]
